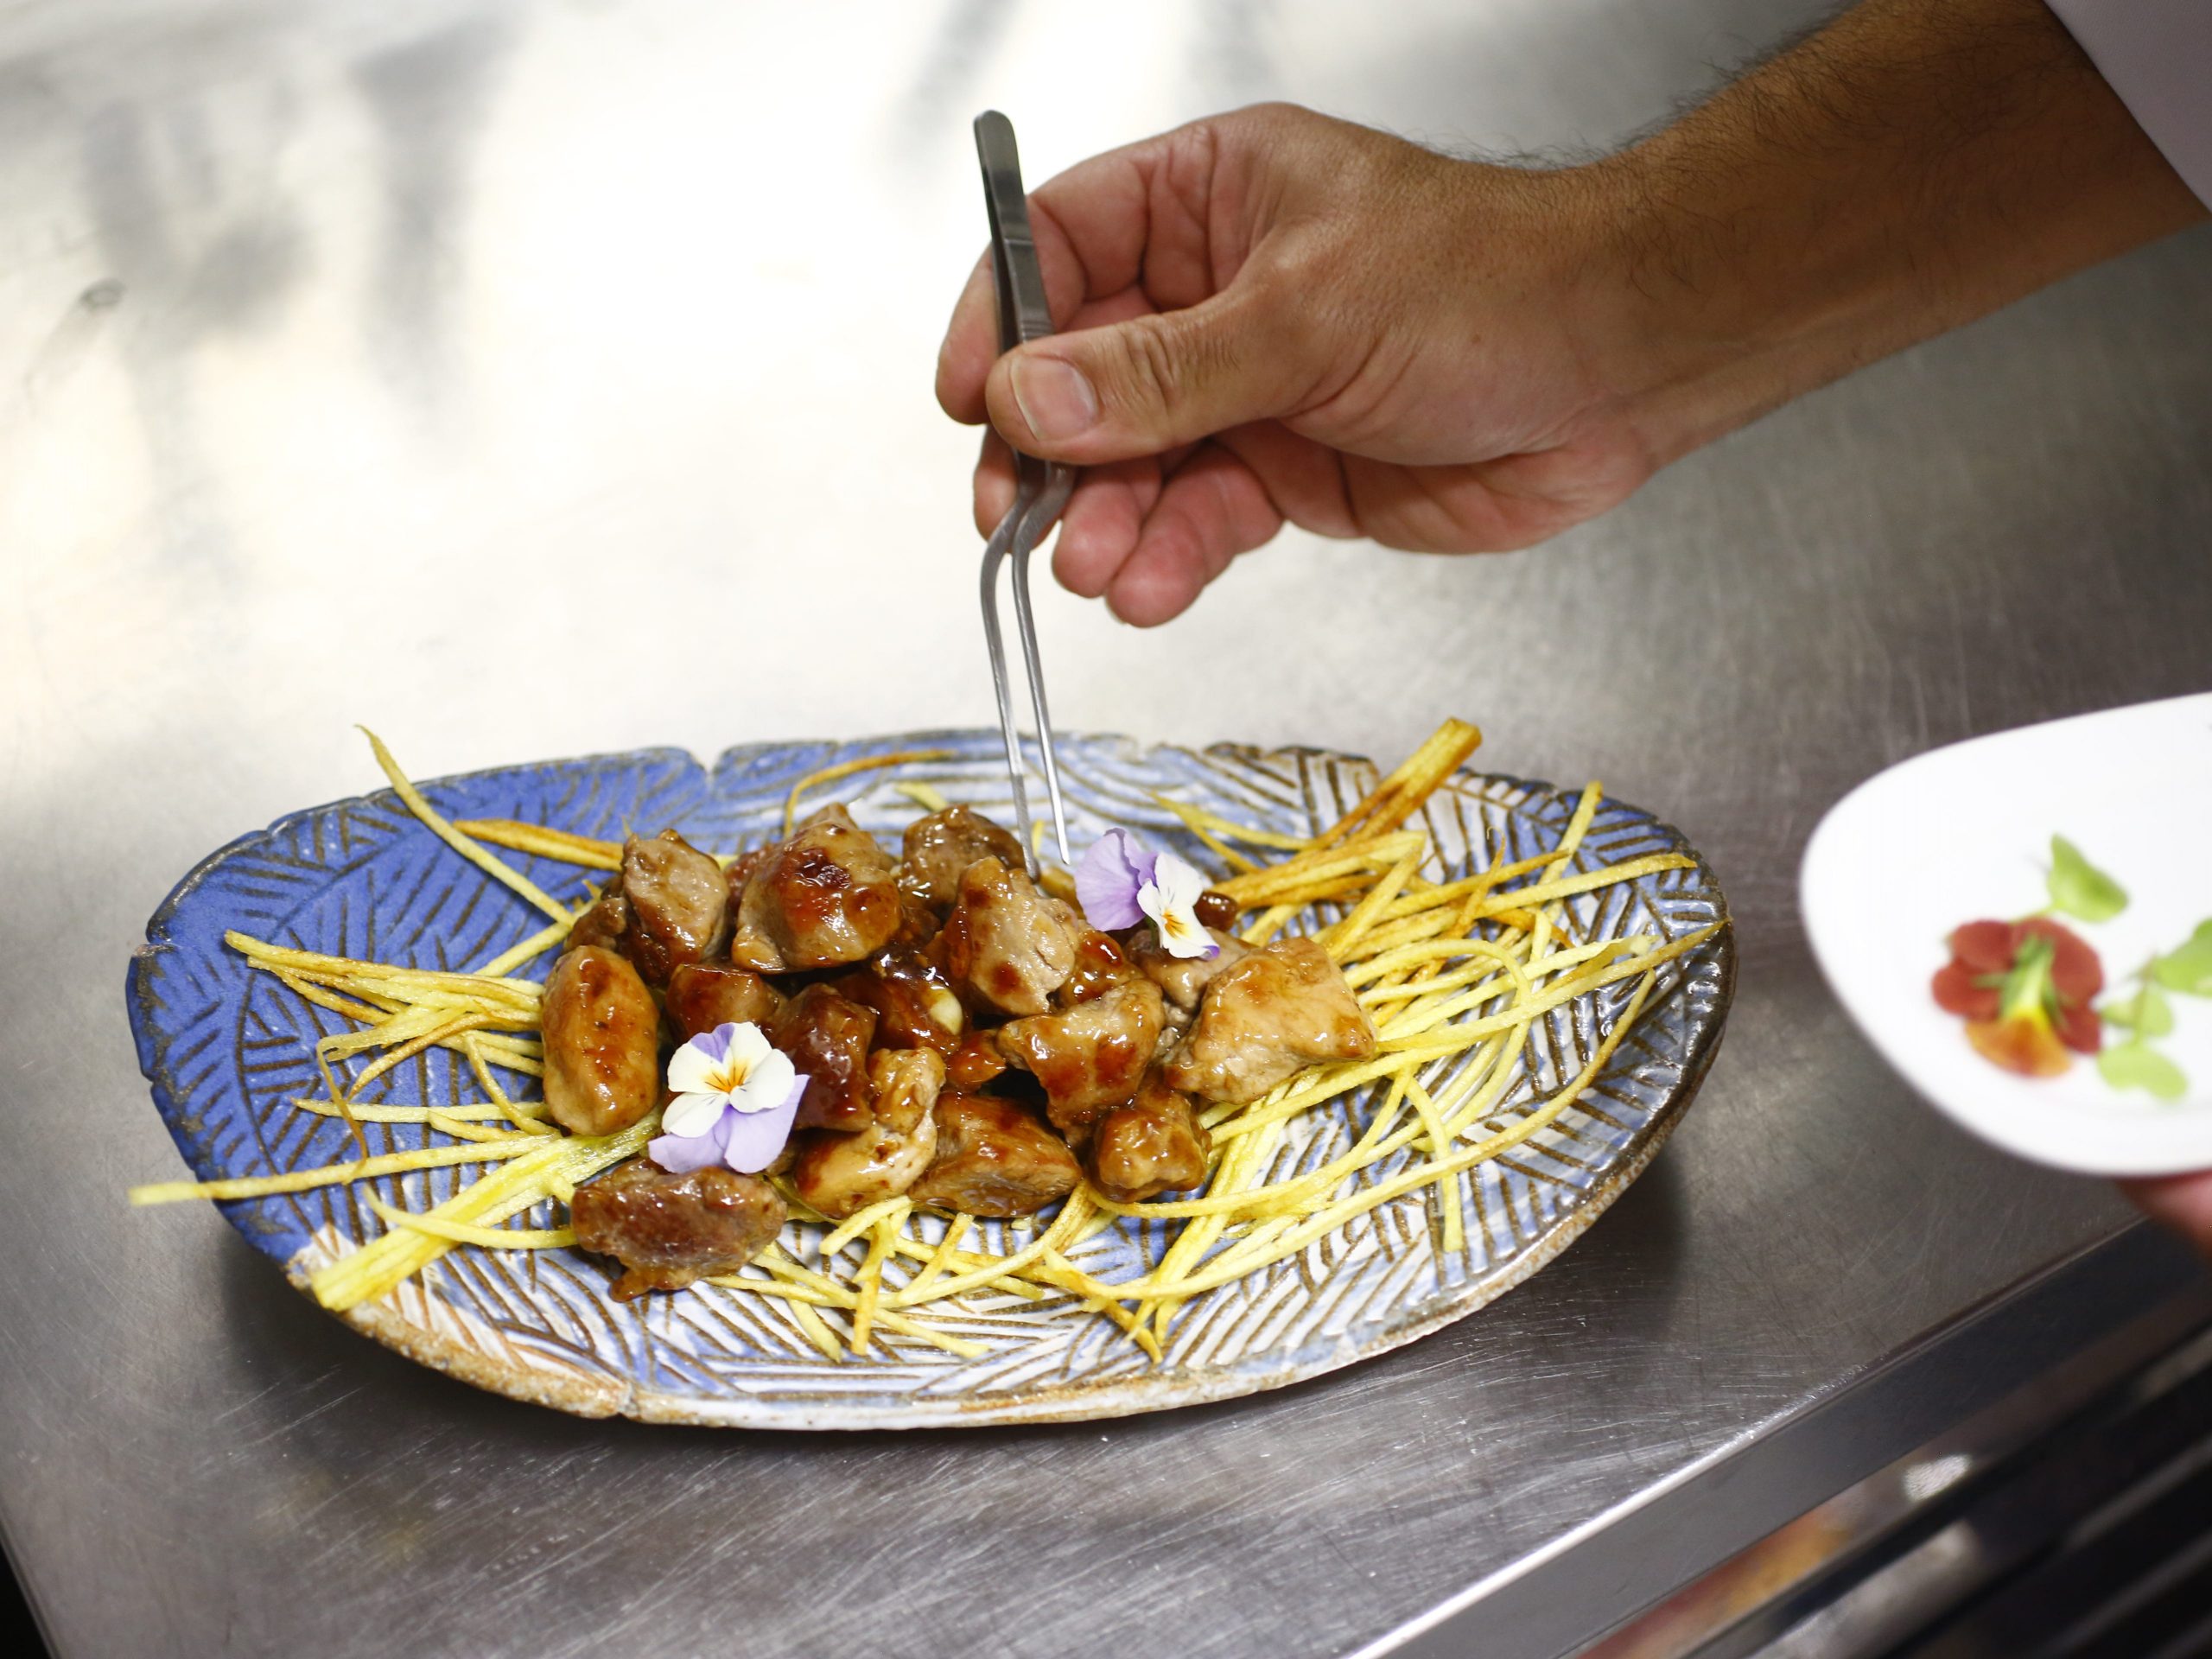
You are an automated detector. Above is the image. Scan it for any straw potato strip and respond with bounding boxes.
[308,1120,657,1309]
[452,818,624,871]
[365,1195,575,1249]
[783,748,957,836]
[1152,796,1313,851]
[360,728,574,923]
[1309,719,1483,849]
[1217,831,1426,906]
[289,1096,541,1126]
[129,1136,544,1205]
[477,918,576,978]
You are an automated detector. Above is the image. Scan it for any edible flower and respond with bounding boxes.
[648,1021,806,1175]
[1930,918,2103,1077]
[1077,830,1218,959]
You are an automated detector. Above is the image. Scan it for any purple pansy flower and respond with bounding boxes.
[1076,830,1218,960]
[647,1021,805,1176]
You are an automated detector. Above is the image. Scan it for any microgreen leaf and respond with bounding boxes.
[2097,1042,2189,1103]
[2101,982,2175,1037]
[2046,836,2127,924]
[2152,920,2212,997]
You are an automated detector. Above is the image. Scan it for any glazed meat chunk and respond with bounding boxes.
[833,947,963,1055]
[540,946,662,1135]
[995,977,1165,1139]
[1062,930,1140,1005]
[664,963,782,1042]
[570,1157,786,1300]
[789,1049,945,1218]
[1089,1075,1212,1203]
[1130,925,1250,1016]
[769,983,879,1131]
[567,880,628,952]
[619,830,730,986]
[899,805,1024,912]
[939,855,1079,1016]
[910,1094,1081,1217]
[1163,936,1377,1104]
[728,804,903,973]
[945,1030,1008,1091]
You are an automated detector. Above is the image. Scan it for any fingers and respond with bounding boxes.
[938,128,1198,425]
[971,429,1018,537]
[2119,1172,2212,1256]
[1052,458,1162,598]
[982,281,1309,466]
[938,253,999,425]
[938,112,1271,430]
[1105,442,1284,626]
[969,287,1163,535]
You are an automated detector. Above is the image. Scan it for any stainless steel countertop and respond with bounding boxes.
[3,3,2209,1656]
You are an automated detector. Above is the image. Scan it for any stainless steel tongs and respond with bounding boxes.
[974,110,1075,874]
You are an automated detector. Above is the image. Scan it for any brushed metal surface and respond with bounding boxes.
[1,3,2207,1656]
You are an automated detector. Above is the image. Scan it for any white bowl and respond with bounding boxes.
[1802,693,2212,1176]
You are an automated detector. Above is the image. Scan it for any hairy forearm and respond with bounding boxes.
[1593,0,2208,458]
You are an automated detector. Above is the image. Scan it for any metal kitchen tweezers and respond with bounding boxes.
[974,109,1075,873]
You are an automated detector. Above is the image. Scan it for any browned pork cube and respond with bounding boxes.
[1130,925,1251,1016]
[664,963,782,1042]
[540,946,663,1135]
[945,1030,1007,1091]
[995,977,1165,1139]
[769,983,878,1131]
[567,880,629,952]
[728,804,903,972]
[618,830,730,986]
[899,804,1024,912]
[938,855,1079,1016]
[1062,930,1139,1005]
[1164,936,1377,1104]
[909,1094,1081,1217]
[721,843,770,907]
[833,946,962,1055]
[569,1157,786,1300]
[1089,1075,1212,1203]
[789,1049,946,1218]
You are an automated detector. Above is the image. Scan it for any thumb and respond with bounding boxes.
[982,285,1300,464]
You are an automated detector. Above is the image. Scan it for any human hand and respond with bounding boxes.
[2120,1173,2212,1258]
[935,104,1661,626]
[936,3,2202,627]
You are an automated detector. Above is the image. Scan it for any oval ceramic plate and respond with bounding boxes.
[130,730,1732,1427]
[1802,693,2212,1176]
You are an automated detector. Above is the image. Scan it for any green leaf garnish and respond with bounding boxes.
[1998,934,2058,1024]
[2152,920,2212,997]
[2047,836,2127,924]
[2097,1042,2189,1103]
[2101,982,2175,1037]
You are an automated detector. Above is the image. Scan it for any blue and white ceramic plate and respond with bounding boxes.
[129,731,1732,1427]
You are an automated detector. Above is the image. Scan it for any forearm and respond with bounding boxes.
[1593,0,2208,459]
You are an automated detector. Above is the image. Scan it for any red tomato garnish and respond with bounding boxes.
[1948,920,2021,975]
[1933,916,2106,1078]
[2019,918,2104,1003]
[1930,962,2001,1021]
[2054,999,2102,1056]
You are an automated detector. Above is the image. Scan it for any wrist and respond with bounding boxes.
[1564,0,2209,468]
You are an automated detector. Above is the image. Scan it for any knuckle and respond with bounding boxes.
[1103,315,1195,423]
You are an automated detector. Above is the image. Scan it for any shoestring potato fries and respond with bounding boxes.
[130,720,1718,1362]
